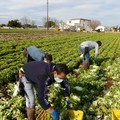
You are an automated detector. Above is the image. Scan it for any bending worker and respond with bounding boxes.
[23,46,45,62]
[23,62,70,120]
[14,46,53,120]
[79,40,102,70]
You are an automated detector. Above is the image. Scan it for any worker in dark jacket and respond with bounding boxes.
[13,46,54,120]
[23,62,70,120]
[79,40,102,70]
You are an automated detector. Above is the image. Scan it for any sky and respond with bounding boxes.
[0,0,120,26]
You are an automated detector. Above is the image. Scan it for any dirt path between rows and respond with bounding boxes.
[0,32,76,42]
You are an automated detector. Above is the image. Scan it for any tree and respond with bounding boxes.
[88,20,101,30]
[59,20,66,31]
[42,17,59,28]
[8,19,21,28]
[31,20,37,28]
[52,18,59,27]
[21,16,30,28]
[0,24,6,27]
[44,21,56,28]
[20,16,37,28]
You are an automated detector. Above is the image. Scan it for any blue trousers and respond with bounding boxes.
[80,46,90,63]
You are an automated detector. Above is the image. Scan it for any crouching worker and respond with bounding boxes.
[23,62,70,120]
[13,46,53,120]
[79,40,102,70]
[23,46,45,62]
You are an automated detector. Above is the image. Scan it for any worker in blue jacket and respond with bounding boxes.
[23,46,45,62]
[23,62,70,120]
[80,41,102,70]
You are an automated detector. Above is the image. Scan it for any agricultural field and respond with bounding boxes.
[0,29,120,120]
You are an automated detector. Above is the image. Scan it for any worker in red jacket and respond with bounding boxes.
[23,62,70,120]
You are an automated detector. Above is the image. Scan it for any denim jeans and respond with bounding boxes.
[80,46,89,63]
[21,76,35,108]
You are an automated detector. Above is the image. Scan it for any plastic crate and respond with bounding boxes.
[112,110,120,120]
[36,109,49,120]
[67,110,83,120]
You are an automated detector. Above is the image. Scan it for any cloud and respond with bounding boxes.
[0,15,11,19]
[0,0,120,26]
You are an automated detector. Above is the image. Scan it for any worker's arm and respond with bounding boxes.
[37,79,51,110]
[60,80,72,109]
[60,80,70,99]
[95,43,99,58]
[42,78,59,120]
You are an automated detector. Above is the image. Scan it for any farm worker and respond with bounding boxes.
[79,41,102,70]
[22,62,70,120]
[23,46,45,62]
[23,46,53,64]
[13,46,53,120]
[44,53,53,63]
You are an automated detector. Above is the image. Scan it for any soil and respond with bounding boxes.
[73,72,80,78]
[0,31,77,42]
[104,78,113,90]
[0,85,11,98]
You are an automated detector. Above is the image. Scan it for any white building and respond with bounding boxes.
[66,18,92,31]
[59,22,70,31]
[95,26,105,32]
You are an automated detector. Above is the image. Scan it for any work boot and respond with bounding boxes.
[26,108,36,120]
[82,62,89,70]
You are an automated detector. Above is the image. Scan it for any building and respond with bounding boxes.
[66,18,92,31]
[95,26,105,32]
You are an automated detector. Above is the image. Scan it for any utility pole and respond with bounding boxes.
[47,0,49,31]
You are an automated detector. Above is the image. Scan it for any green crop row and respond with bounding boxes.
[0,32,120,120]
[0,32,120,84]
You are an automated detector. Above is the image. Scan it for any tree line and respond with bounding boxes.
[0,16,60,29]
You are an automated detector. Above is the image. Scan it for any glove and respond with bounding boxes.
[66,100,71,109]
[51,109,59,120]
